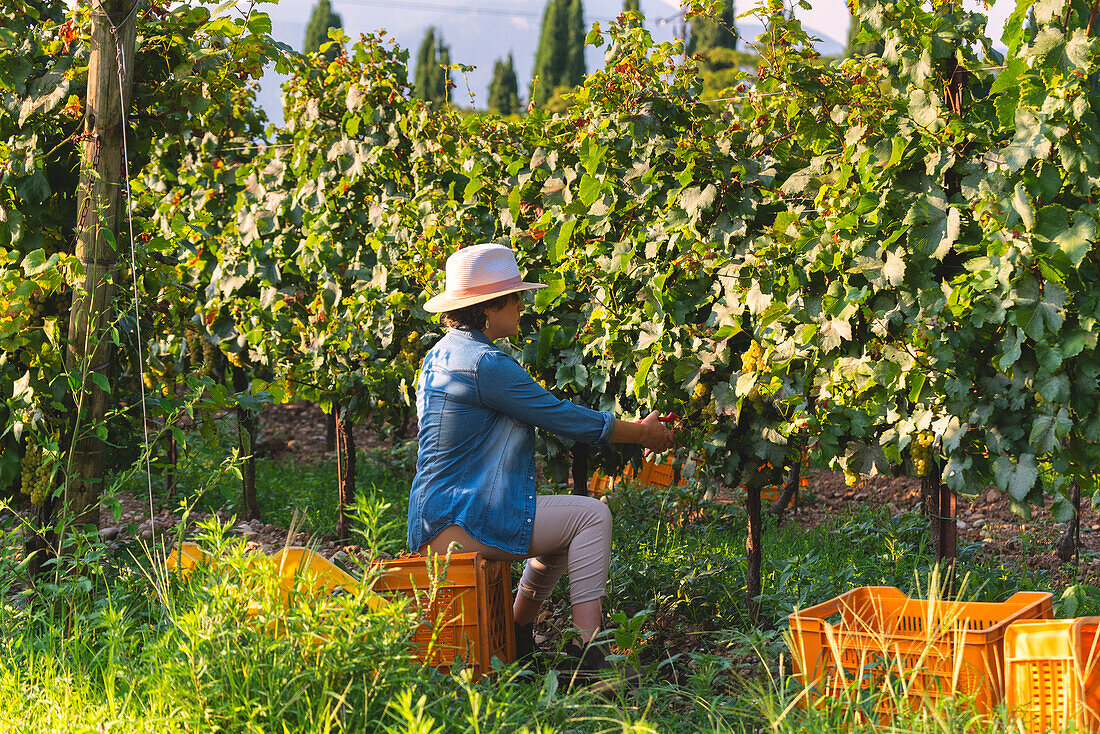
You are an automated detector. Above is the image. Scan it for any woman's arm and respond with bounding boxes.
[478,351,675,451]
[610,411,675,453]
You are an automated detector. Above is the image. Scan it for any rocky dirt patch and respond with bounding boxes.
[801,469,1100,587]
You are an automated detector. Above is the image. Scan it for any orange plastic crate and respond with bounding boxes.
[788,586,1054,713]
[588,458,689,494]
[638,460,685,487]
[1005,617,1100,733]
[271,546,385,611]
[760,482,803,504]
[165,542,208,572]
[588,464,635,494]
[372,552,515,676]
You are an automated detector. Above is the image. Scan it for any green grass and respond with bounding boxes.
[5,432,1099,732]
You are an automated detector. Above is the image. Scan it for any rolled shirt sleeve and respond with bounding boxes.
[475,350,615,445]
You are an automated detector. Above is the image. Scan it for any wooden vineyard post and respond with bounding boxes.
[61,0,137,534]
[571,444,589,497]
[745,476,763,626]
[335,408,356,539]
[922,462,957,591]
[232,367,259,521]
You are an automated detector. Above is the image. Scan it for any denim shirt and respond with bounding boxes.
[407,327,615,554]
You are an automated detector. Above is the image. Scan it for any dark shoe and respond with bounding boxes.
[557,640,640,695]
[515,622,535,664]
[514,622,548,674]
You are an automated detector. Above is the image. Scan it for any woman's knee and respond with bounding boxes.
[582,495,612,530]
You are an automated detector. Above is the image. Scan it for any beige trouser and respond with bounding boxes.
[420,494,612,606]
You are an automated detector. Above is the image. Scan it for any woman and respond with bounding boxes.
[408,243,674,675]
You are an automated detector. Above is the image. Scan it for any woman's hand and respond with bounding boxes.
[638,410,676,452]
[610,411,675,452]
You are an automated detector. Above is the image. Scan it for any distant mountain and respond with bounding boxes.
[256,0,847,123]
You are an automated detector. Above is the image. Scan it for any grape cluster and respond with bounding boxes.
[26,289,70,327]
[741,340,766,410]
[28,294,47,323]
[843,468,860,487]
[688,380,717,420]
[184,324,215,376]
[911,430,935,477]
[142,363,177,396]
[186,325,203,363]
[741,340,764,373]
[397,332,422,365]
[20,445,52,506]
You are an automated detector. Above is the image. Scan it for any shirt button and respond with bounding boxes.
[526,518,532,523]
[528,495,533,500]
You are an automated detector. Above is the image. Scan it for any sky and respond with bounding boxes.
[251,0,1017,122]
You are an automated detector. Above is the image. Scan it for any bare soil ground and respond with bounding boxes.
[802,470,1100,588]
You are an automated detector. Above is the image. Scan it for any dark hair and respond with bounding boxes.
[442,292,520,331]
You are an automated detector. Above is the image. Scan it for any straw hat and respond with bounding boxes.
[424,244,546,313]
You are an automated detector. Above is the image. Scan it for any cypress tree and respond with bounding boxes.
[531,0,586,106]
[414,28,434,100]
[414,27,452,106]
[623,0,641,27]
[686,1,737,56]
[845,15,884,57]
[487,53,521,116]
[303,0,343,57]
[565,0,586,85]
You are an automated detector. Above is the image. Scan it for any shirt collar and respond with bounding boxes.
[449,326,495,347]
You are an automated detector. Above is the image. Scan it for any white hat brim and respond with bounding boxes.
[424,281,547,313]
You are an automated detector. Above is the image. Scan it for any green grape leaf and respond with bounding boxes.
[993,454,1039,502]
[1030,406,1071,454]
[533,273,565,309]
[548,219,576,263]
[1051,493,1076,523]
[1004,110,1052,172]
[1012,182,1035,231]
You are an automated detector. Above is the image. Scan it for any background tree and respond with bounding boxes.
[686,0,737,56]
[530,0,586,106]
[303,0,343,57]
[413,27,452,106]
[687,1,752,98]
[845,14,885,57]
[623,0,641,27]
[487,53,521,116]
